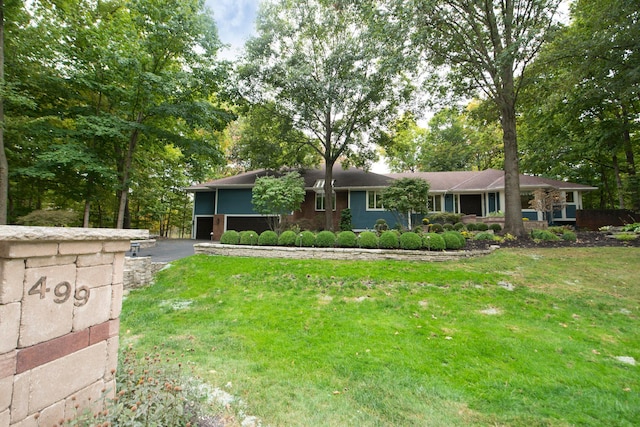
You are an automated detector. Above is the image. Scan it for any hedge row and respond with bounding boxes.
[219,230,467,251]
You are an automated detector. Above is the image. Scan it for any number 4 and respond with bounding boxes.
[28,276,48,299]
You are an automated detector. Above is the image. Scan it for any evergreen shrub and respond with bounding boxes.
[258,230,278,246]
[379,231,399,249]
[400,232,422,250]
[474,232,495,241]
[443,231,466,249]
[358,231,379,249]
[489,223,502,232]
[278,230,297,246]
[453,222,465,231]
[315,231,336,247]
[239,230,259,245]
[423,233,445,251]
[475,222,489,231]
[220,230,240,245]
[430,223,444,233]
[336,231,358,248]
[296,230,316,247]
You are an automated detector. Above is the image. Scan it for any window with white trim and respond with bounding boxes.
[315,192,336,211]
[429,195,442,212]
[367,191,384,210]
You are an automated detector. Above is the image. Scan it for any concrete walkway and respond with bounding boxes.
[127,238,210,262]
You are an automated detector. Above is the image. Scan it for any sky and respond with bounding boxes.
[206,0,262,59]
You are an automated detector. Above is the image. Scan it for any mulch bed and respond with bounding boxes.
[465,231,640,250]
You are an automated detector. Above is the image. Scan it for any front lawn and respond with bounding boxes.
[120,248,640,426]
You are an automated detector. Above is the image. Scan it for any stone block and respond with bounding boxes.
[0,376,12,412]
[77,252,114,268]
[0,351,16,379]
[16,329,89,374]
[0,409,8,427]
[27,342,107,414]
[35,400,65,427]
[11,371,30,423]
[20,264,76,348]
[0,259,25,304]
[64,379,106,422]
[110,283,123,319]
[0,242,58,259]
[0,302,20,354]
[58,241,103,256]
[73,285,111,331]
[25,255,76,269]
[89,319,119,346]
[105,336,119,381]
[112,253,125,285]
[102,240,132,253]
[76,264,113,289]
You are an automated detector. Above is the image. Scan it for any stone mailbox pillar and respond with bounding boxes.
[0,226,148,427]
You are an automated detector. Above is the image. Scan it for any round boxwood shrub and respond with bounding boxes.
[358,231,379,249]
[315,230,336,248]
[295,230,316,247]
[489,223,502,232]
[423,233,445,251]
[430,223,444,233]
[336,231,358,248]
[531,229,560,241]
[379,230,399,249]
[442,231,466,250]
[453,222,465,231]
[258,230,278,246]
[442,223,454,231]
[561,231,577,242]
[474,232,495,241]
[475,222,489,231]
[400,232,422,250]
[278,230,297,246]
[239,230,259,245]
[465,223,477,231]
[220,230,240,245]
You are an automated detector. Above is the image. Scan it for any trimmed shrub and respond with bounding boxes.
[474,232,496,241]
[220,230,240,245]
[295,230,316,247]
[453,222,465,231]
[400,232,422,250]
[278,230,297,246]
[430,223,444,233]
[442,223,454,231]
[374,219,388,233]
[358,231,379,249]
[423,233,445,251]
[466,223,477,231]
[489,223,502,232]
[443,231,466,249]
[561,231,577,242]
[239,230,259,245]
[315,230,336,248]
[339,208,353,231]
[531,229,560,241]
[475,222,489,231]
[336,231,358,248]
[379,230,400,249]
[258,230,278,246]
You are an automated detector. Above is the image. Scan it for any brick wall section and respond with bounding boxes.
[0,226,147,427]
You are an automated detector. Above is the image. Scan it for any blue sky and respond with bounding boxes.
[206,0,261,59]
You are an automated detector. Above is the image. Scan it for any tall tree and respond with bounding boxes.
[239,0,411,230]
[368,0,562,235]
[0,0,7,224]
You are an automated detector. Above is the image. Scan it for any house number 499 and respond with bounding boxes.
[28,276,90,306]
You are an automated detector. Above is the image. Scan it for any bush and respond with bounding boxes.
[220,230,240,244]
[475,222,489,231]
[442,231,466,249]
[465,223,476,231]
[423,233,445,251]
[379,230,399,249]
[453,222,465,231]
[295,230,316,247]
[442,223,454,231]
[489,223,502,232]
[239,230,259,245]
[561,231,577,242]
[358,231,379,249]
[16,209,80,227]
[430,223,444,233]
[474,232,496,241]
[400,232,422,250]
[531,229,560,241]
[315,230,336,247]
[428,212,462,224]
[339,208,353,231]
[278,230,297,246]
[336,231,358,248]
[374,219,388,234]
[258,230,278,246]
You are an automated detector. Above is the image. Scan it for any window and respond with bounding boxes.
[565,191,575,203]
[367,191,384,210]
[521,192,534,210]
[315,192,336,211]
[429,195,442,212]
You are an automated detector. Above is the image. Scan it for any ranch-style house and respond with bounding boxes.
[187,165,597,240]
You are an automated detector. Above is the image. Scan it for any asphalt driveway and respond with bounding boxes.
[126,238,211,262]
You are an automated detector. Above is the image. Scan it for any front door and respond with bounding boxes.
[459,195,483,216]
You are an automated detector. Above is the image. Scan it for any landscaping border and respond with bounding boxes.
[194,243,495,262]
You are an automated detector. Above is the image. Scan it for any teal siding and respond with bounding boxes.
[488,193,497,213]
[350,191,397,229]
[217,189,256,214]
[194,191,215,215]
[444,194,455,212]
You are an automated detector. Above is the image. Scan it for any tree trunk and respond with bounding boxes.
[0,0,8,225]
[622,111,638,211]
[116,113,143,228]
[324,159,335,231]
[612,153,625,209]
[500,101,526,236]
[83,200,91,227]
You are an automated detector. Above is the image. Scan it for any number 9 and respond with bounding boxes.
[74,286,90,307]
[53,282,71,303]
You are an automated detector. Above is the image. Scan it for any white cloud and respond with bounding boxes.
[206,0,261,58]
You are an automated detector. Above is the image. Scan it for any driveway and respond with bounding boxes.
[126,238,211,262]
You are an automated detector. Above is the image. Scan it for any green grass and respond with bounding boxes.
[120,248,640,426]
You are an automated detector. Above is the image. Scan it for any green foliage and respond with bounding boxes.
[429,223,444,233]
[561,231,577,242]
[259,230,279,246]
[295,230,316,247]
[489,223,502,232]
[339,208,353,232]
[378,231,400,249]
[399,232,422,250]
[336,231,358,248]
[475,222,489,231]
[374,219,389,234]
[278,230,298,246]
[474,232,496,241]
[381,178,430,229]
[16,210,79,227]
[428,213,462,224]
[423,233,445,251]
[358,231,379,249]
[465,223,477,231]
[531,229,560,242]
[621,223,640,233]
[442,223,453,231]
[252,172,306,231]
[239,230,259,245]
[442,231,466,250]
[220,230,240,245]
[615,233,638,242]
[453,222,465,231]
[315,231,336,248]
